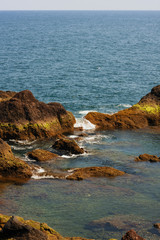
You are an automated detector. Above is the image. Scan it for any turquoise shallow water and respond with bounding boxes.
[0,11,160,239]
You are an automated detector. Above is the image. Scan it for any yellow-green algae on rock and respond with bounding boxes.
[85,85,160,130]
[0,90,75,140]
[0,213,93,240]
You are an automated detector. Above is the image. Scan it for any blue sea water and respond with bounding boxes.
[0,11,160,240]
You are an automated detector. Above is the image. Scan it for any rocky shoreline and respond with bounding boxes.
[0,85,160,239]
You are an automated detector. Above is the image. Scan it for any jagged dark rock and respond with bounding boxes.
[0,90,75,140]
[52,137,85,155]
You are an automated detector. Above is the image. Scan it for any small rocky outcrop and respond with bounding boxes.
[135,154,160,162]
[0,90,75,140]
[0,138,32,179]
[27,149,59,162]
[52,138,85,155]
[121,229,145,240]
[0,213,92,240]
[66,166,125,180]
[85,85,160,130]
[154,223,160,229]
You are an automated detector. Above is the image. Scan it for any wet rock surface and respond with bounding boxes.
[85,85,160,130]
[0,138,32,179]
[0,214,93,240]
[66,166,125,180]
[135,154,160,162]
[0,90,75,140]
[27,149,59,162]
[52,137,85,155]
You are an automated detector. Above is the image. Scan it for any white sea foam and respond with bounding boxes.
[79,110,96,115]
[117,104,132,108]
[74,118,96,130]
[9,139,36,145]
[11,145,33,150]
[32,174,55,180]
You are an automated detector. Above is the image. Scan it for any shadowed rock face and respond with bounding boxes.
[85,85,160,130]
[0,214,93,240]
[66,166,125,180]
[0,90,75,140]
[0,138,32,179]
[52,137,85,155]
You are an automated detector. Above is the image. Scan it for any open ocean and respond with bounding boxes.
[0,11,160,239]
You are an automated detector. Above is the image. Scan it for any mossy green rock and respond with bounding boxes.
[0,138,32,179]
[85,85,160,130]
[0,214,93,240]
[0,90,75,140]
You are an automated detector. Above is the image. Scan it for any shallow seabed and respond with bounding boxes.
[0,130,160,240]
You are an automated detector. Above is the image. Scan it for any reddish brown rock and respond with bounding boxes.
[85,85,160,130]
[27,149,59,162]
[52,138,85,155]
[0,214,92,240]
[0,90,16,102]
[135,154,160,162]
[121,229,145,240]
[0,138,32,179]
[66,166,125,180]
[0,90,75,140]
[154,223,160,229]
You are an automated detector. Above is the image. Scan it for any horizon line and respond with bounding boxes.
[0,9,160,11]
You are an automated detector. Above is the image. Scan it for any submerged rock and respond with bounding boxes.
[27,149,59,162]
[0,138,32,179]
[52,137,85,155]
[66,166,125,180]
[85,85,160,130]
[121,229,145,240]
[0,213,92,240]
[135,154,160,162]
[0,90,75,140]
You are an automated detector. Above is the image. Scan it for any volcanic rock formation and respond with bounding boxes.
[85,85,160,130]
[0,90,75,140]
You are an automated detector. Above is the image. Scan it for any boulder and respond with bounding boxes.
[135,154,160,162]
[0,214,92,240]
[0,90,75,140]
[66,166,125,180]
[0,138,32,179]
[154,223,160,229]
[52,138,85,155]
[121,229,145,240]
[27,149,59,162]
[85,85,160,130]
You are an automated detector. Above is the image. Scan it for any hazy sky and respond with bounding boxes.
[0,0,160,10]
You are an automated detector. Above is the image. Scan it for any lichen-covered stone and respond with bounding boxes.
[0,138,32,179]
[85,85,160,130]
[0,214,93,240]
[0,90,75,140]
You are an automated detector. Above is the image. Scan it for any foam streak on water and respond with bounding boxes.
[74,118,96,130]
